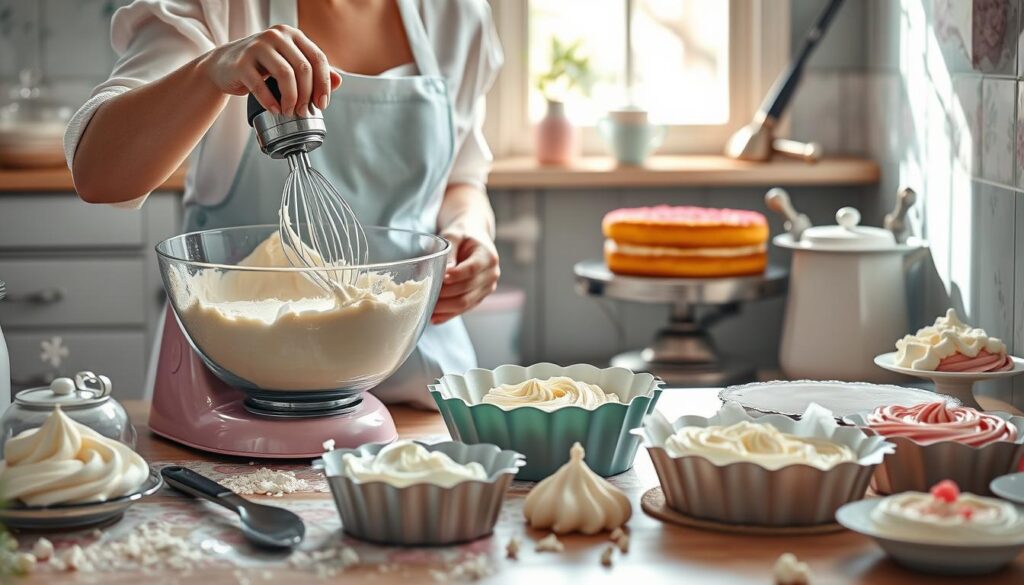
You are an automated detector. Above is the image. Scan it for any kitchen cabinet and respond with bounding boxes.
[0,192,181,401]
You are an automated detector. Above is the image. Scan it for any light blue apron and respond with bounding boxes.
[181,0,476,408]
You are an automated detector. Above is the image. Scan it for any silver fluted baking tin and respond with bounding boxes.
[315,441,524,546]
[634,403,895,527]
[429,363,663,480]
[719,380,959,421]
[845,412,1024,495]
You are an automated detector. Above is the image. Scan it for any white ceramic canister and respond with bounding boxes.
[774,207,928,382]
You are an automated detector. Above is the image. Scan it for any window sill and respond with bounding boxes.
[487,156,880,190]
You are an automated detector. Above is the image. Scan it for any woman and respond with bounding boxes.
[65,0,503,407]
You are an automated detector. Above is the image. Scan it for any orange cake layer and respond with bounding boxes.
[603,205,769,248]
[605,245,767,278]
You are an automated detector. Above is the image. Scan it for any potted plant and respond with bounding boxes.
[535,37,593,165]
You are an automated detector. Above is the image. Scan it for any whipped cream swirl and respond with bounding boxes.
[664,421,857,470]
[0,406,149,506]
[340,441,487,488]
[523,442,631,534]
[895,309,1011,371]
[871,490,1024,545]
[866,401,1017,447]
[481,377,620,410]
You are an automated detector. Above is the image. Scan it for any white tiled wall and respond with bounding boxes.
[859,0,1024,408]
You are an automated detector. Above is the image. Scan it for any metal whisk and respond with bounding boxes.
[247,78,368,289]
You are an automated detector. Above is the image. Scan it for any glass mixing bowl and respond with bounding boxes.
[156,225,449,400]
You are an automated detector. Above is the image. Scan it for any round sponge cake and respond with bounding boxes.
[603,205,769,247]
[602,206,769,278]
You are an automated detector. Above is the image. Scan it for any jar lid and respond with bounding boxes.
[800,207,896,250]
[15,371,113,409]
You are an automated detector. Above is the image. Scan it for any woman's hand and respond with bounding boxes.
[198,24,342,116]
[433,228,500,325]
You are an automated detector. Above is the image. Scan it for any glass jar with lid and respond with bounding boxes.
[0,371,136,453]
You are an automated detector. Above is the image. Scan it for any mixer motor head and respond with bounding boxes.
[247,78,327,159]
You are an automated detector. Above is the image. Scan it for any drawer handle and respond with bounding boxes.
[1,288,65,304]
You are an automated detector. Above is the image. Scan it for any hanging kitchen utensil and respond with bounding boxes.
[725,0,846,162]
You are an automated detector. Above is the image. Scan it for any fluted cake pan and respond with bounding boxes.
[315,441,524,546]
[429,363,663,480]
[845,412,1024,495]
[634,402,895,527]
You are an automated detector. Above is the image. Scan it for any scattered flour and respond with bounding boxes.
[429,554,492,582]
[219,468,325,496]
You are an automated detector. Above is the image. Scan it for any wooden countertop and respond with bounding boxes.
[0,156,877,194]
[14,390,1020,584]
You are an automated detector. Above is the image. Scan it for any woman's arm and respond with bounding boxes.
[72,25,340,205]
[433,183,499,325]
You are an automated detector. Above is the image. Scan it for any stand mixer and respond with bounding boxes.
[149,84,449,459]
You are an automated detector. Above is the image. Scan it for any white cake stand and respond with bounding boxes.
[874,352,1024,410]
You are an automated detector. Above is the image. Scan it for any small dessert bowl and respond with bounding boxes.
[429,363,663,480]
[315,441,523,545]
[845,407,1024,495]
[633,402,894,527]
[837,489,1024,576]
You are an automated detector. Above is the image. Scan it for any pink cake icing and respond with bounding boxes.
[602,205,767,227]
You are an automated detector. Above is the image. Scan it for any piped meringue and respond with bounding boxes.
[0,406,148,506]
[865,401,1017,447]
[870,481,1024,545]
[340,440,487,488]
[523,442,631,534]
[895,309,1011,371]
[663,420,857,470]
[481,377,620,410]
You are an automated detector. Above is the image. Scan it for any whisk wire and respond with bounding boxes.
[279,151,367,291]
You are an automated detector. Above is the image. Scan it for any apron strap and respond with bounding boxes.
[274,0,442,78]
[395,0,442,78]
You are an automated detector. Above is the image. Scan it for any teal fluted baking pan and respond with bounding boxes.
[429,363,663,480]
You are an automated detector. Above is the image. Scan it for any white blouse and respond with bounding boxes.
[63,0,503,209]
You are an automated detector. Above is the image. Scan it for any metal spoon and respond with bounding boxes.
[161,465,305,549]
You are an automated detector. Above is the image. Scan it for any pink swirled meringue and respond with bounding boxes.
[865,401,1017,447]
[895,309,1011,372]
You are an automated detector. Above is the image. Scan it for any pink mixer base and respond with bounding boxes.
[149,307,398,459]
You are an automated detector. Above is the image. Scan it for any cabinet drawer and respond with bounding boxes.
[0,195,143,249]
[6,331,147,399]
[0,258,146,327]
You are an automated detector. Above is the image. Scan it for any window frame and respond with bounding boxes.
[484,0,792,158]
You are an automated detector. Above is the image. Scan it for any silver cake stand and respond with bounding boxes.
[574,260,788,387]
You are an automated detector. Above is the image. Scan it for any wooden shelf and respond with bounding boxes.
[0,156,879,193]
[0,165,187,193]
[488,155,880,189]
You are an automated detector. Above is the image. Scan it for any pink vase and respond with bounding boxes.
[534,100,578,165]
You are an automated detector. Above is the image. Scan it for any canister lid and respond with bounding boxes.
[800,207,896,250]
[15,371,112,409]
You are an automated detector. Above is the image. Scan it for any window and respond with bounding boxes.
[486,0,791,157]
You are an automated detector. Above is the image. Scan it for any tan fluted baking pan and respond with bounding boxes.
[845,412,1024,495]
[634,402,895,527]
[315,441,524,545]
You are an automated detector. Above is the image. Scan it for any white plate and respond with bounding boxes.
[991,473,1024,505]
[719,380,955,420]
[874,352,1024,380]
[836,499,1024,576]
[0,468,163,530]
